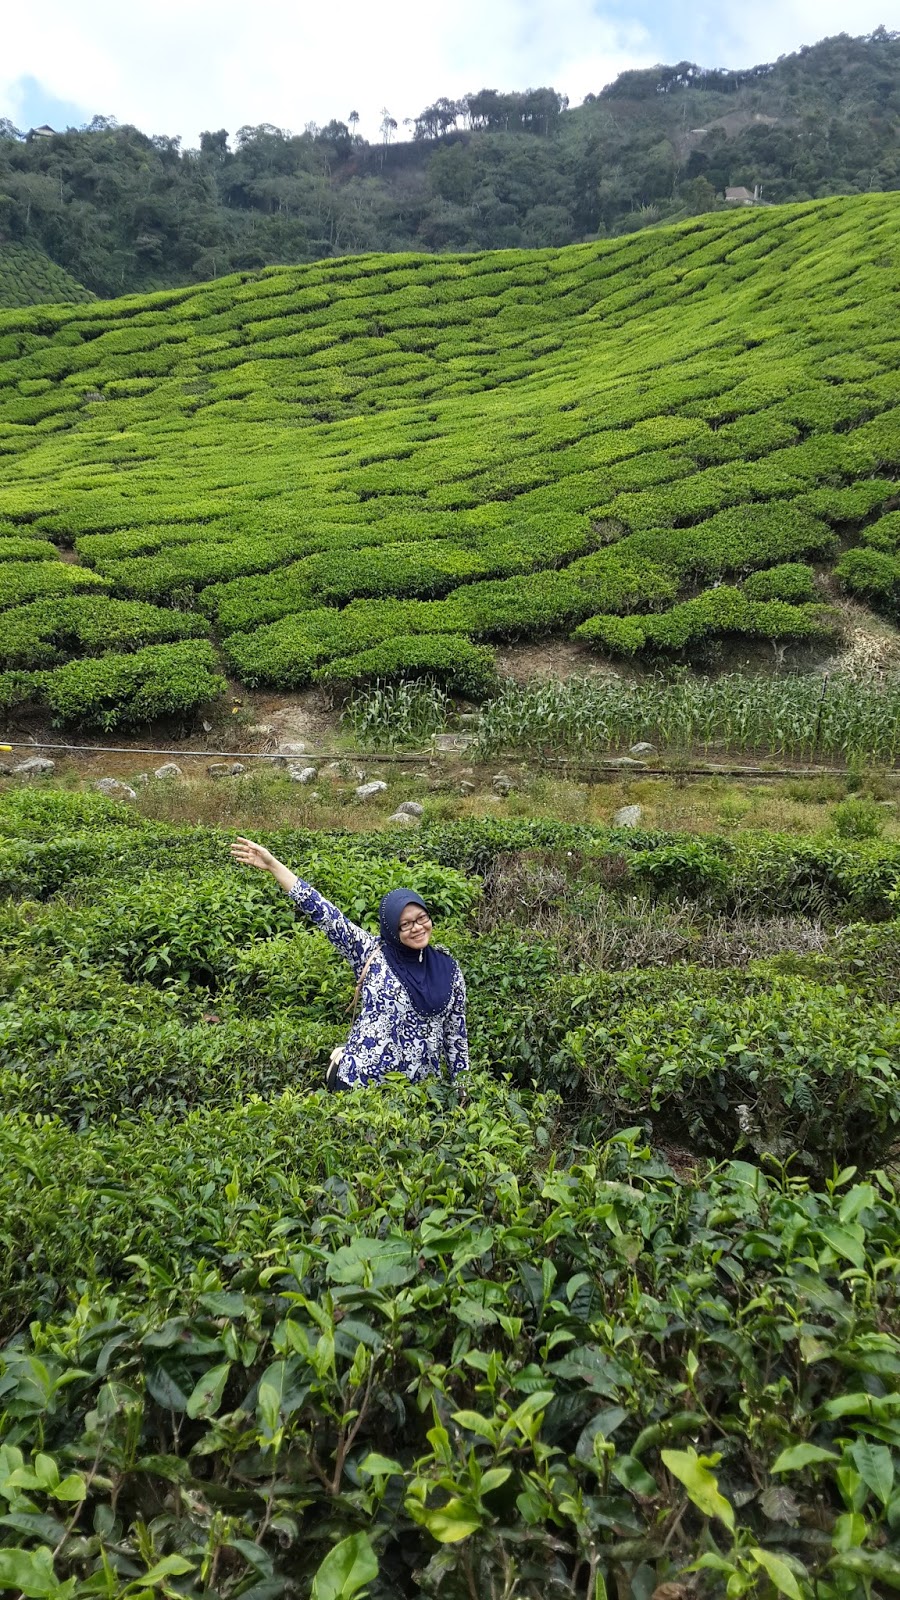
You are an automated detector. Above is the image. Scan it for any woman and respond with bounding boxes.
[230,837,469,1091]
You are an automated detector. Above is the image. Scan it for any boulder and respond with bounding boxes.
[394,800,424,818]
[355,780,388,801]
[208,761,245,777]
[278,740,308,756]
[387,810,420,827]
[459,780,476,795]
[605,756,646,769]
[14,757,55,776]
[288,764,318,784]
[95,778,137,801]
[492,771,516,795]
[629,742,656,757]
[153,762,182,780]
[435,732,474,751]
[322,761,365,781]
[612,804,643,828]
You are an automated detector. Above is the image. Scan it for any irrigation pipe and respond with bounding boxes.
[1,739,898,780]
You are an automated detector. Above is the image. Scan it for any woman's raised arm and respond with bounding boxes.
[231,836,375,971]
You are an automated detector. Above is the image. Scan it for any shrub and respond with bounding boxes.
[41,639,227,728]
[315,633,498,698]
[743,562,817,603]
[836,546,900,612]
[832,796,885,841]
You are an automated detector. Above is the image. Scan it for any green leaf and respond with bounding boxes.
[771,1442,839,1473]
[479,1467,512,1495]
[310,1532,378,1600]
[848,1440,894,1506]
[750,1547,803,1599]
[831,1549,900,1588]
[54,1474,87,1502]
[419,1497,482,1543]
[818,1223,866,1269]
[661,1448,734,1531]
[451,1409,497,1440]
[359,1453,404,1477]
[186,1361,230,1419]
[257,1360,287,1432]
[611,1455,658,1497]
[138,1554,196,1586]
[0,1546,57,1597]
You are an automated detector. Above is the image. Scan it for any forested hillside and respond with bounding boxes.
[0,193,898,730]
[0,29,897,296]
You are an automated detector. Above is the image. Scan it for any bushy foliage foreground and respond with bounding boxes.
[0,194,899,724]
[1,786,899,1597]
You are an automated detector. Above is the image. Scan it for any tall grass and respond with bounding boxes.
[473,672,900,765]
[340,677,451,748]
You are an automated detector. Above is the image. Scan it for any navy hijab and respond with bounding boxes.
[378,888,457,1017]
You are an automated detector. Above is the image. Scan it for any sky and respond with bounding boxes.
[1,0,894,148]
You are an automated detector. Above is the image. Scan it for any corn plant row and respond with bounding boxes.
[473,671,900,764]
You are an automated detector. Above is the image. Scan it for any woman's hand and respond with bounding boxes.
[231,837,298,895]
[231,836,276,872]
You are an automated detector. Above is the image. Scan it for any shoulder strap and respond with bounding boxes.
[348,941,381,1017]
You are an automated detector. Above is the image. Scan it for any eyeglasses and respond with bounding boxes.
[398,913,432,934]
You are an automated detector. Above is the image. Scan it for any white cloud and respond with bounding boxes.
[0,0,656,146]
[712,0,891,66]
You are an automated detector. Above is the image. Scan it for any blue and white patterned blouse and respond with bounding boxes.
[289,880,469,1088]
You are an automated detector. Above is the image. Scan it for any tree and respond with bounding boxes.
[379,109,397,144]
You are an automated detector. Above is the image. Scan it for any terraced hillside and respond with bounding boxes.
[0,194,899,727]
[0,244,94,310]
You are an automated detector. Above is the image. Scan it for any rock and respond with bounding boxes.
[355,780,388,801]
[0,762,12,777]
[612,804,643,828]
[629,742,656,756]
[153,762,182,780]
[288,764,318,784]
[387,810,420,827]
[95,777,137,801]
[208,761,245,777]
[434,732,474,751]
[323,761,365,781]
[278,740,307,756]
[492,771,516,795]
[14,757,55,776]
[201,720,213,734]
[605,756,646,769]
[413,769,431,780]
[247,722,275,736]
[394,800,423,818]
[459,780,476,795]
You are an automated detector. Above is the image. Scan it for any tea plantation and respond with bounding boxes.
[0,193,899,725]
[1,781,899,1598]
[0,245,94,312]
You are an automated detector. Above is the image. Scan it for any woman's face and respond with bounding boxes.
[398,903,433,951]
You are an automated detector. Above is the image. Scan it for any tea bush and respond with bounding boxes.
[1,1100,898,1599]
[1,782,900,1594]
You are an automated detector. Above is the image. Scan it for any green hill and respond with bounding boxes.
[0,193,898,727]
[0,243,94,309]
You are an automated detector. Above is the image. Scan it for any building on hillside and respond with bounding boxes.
[30,125,56,139]
[724,185,760,204]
